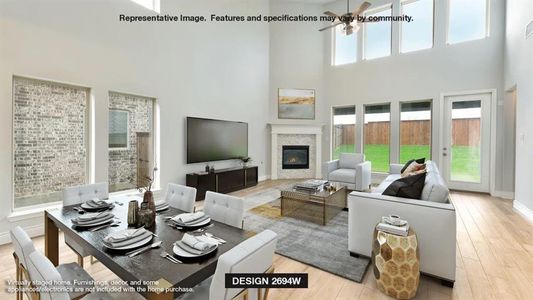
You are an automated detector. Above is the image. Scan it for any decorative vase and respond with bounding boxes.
[137,202,154,228]
[127,200,139,226]
[143,191,156,226]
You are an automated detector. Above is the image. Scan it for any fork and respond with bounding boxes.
[192,224,214,233]
[160,251,182,264]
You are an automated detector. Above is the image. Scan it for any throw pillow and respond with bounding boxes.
[400,158,425,174]
[401,162,426,178]
[382,171,427,199]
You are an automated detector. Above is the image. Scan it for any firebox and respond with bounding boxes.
[282,145,309,169]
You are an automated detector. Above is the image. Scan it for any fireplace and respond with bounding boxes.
[282,145,309,169]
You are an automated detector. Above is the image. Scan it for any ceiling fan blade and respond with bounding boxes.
[324,11,340,18]
[318,22,342,32]
[352,1,371,16]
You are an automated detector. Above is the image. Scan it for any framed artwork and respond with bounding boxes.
[278,88,316,120]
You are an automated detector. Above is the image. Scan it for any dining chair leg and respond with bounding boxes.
[90,255,97,264]
[242,290,248,300]
[13,254,21,300]
[257,288,262,300]
[77,254,84,268]
[263,288,270,300]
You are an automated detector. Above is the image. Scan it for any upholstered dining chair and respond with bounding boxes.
[10,226,101,300]
[203,191,244,229]
[63,182,108,267]
[165,183,197,212]
[27,251,110,300]
[180,229,278,300]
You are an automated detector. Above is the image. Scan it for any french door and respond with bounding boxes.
[442,93,491,192]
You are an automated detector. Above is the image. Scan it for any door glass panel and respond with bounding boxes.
[450,100,481,182]
[332,106,356,159]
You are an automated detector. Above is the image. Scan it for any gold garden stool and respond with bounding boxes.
[371,226,420,299]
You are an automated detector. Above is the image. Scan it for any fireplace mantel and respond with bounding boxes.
[268,123,324,180]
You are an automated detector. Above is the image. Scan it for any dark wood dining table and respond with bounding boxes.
[44,196,247,299]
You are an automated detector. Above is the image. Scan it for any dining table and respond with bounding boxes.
[44,194,247,299]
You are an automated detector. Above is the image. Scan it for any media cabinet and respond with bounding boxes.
[186,166,258,201]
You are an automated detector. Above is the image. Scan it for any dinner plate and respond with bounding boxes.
[72,217,113,228]
[103,234,153,251]
[156,204,169,212]
[172,242,218,258]
[172,217,211,228]
[81,202,113,211]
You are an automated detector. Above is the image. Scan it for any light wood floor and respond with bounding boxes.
[1,180,533,299]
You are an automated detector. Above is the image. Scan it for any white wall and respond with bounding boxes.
[0,0,270,242]
[504,1,533,214]
[322,0,510,192]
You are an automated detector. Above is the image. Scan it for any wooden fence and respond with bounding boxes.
[334,119,480,146]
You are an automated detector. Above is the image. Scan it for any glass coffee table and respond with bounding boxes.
[280,183,346,225]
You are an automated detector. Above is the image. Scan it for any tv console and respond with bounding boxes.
[186,166,258,201]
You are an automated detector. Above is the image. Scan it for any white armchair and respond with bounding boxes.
[323,153,372,191]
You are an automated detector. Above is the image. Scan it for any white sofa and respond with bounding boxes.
[323,153,372,191]
[348,161,456,286]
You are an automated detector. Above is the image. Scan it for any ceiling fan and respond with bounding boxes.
[319,0,371,35]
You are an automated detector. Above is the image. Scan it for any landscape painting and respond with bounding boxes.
[278,88,315,120]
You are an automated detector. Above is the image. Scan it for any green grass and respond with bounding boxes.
[333,144,480,182]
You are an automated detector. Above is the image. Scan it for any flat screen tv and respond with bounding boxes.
[187,117,248,164]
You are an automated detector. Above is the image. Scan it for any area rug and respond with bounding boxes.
[243,198,371,283]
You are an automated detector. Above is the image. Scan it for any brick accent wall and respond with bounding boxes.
[108,92,153,191]
[13,77,88,201]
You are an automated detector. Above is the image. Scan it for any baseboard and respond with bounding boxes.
[513,200,533,223]
[0,223,44,245]
[258,175,270,182]
[492,190,515,199]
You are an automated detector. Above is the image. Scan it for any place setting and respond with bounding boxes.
[154,200,170,213]
[72,198,115,214]
[165,211,211,230]
[172,232,223,260]
[70,211,119,231]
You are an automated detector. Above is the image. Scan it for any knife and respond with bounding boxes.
[127,241,162,257]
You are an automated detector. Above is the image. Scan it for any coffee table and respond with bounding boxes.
[280,184,346,225]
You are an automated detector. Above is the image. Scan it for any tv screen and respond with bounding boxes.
[187,117,248,164]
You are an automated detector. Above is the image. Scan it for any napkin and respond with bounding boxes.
[72,212,113,225]
[155,200,168,207]
[172,212,205,224]
[86,198,109,208]
[103,228,152,248]
[181,233,217,251]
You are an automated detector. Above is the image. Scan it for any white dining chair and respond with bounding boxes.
[63,182,108,267]
[204,191,244,229]
[180,229,278,300]
[10,225,36,300]
[165,183,197,212]
[27,251,111,300]
[10,226,102,300]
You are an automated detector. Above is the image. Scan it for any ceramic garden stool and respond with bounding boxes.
[371,226,420,300]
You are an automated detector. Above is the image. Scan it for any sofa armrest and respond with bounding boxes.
[322,159,339,179]
[355,161,371,191]
[390,163,404,174]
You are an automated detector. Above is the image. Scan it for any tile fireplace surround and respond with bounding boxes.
[269,123,324,180]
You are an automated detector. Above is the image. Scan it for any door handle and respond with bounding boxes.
[443,153,447,156]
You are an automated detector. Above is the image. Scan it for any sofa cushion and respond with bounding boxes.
[373,174,401,194]
[420,161,449,203]
[328,168,356,183]
[400,158,426,174]
[339,153,364,169]
[382,171,427,199]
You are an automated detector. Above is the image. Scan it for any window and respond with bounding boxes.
[400,101,432,164]
[109,110,129,149]
[109,92,155,193]
[401,0,434,53]
[364,104,390,173]
[332,106,356,160]
[13,77,89,208]
[130,0,160,13]
[364,6,392,60]
[448,0,488,44]
[334,24,357,65]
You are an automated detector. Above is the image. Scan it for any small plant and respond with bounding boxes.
[240,156,252,163]
[138,166,158,193]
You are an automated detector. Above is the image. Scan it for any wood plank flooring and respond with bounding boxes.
[1,180,532,299]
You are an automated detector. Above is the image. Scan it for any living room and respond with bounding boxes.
[0,0,532,299]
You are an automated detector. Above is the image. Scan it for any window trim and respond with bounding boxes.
[331,105,357,160]
[108,109,130,151]
[398,99,434,164]
[363,102,392,174]
[446,0,490,45]
[400,0,435,54]
[363,4,393,61]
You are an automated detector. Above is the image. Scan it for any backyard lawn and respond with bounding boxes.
[333,144,480,182]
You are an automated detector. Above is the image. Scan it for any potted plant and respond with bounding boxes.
[240,156,252,168]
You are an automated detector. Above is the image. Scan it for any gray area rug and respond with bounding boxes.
[243,196,370,283]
